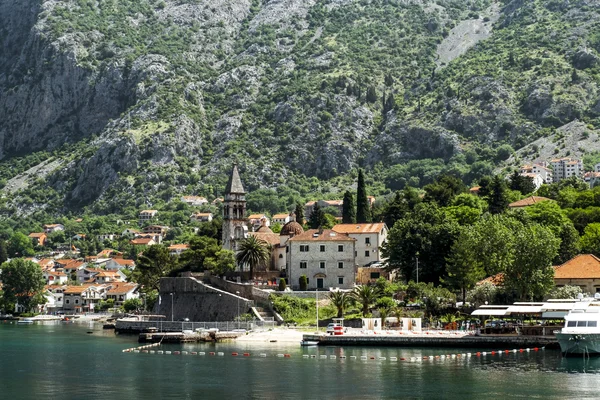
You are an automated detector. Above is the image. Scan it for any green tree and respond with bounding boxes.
[294,203,305,226]
[0,259,45,312]
[504,224,560,301]
[508,171,536,195]
[235,236,271,280]
[382,187,422,228]
[466,282,497,307]
[342,191,356,224]
[356,169,371,223]
[299,275,308,291]
[179,236,236,275]
[580,223,600,256]
[0,240,7,264]
[487,175,509,214]
[278,278,287,291]
[123,298,143,313]
[328,290,353,318]
[309,203,327,229]
[423,175,466,207]
[351,285,381,317]
[8,232,34,257]
[445,228,487,303]
[130,245,176,292]
[555,223,581,264]
[547,285,584,299]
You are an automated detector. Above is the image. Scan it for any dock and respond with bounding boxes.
[301,333,558,349]
[138,331,244,343]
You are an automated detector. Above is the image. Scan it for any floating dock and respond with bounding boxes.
[301,333,558,349]
[138,331,244,343]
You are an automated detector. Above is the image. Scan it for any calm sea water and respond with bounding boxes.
[1,322,600,399]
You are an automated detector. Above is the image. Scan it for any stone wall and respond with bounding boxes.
[209,277,271,304]
[154,277,253,322]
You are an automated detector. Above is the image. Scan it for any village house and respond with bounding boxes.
[43,224,65,233]
[180,195,209,206]
[248,214,270,231]
[554,254,600,294]
[72,233,86,241]
[130,237,156,246]
[190,212,213,222]
[28,232,47,247]
[44,285,65,313]
[105,282,139,308]
[288,228,356,290]
[508,196,551,208]
[106,258,136,271]
[97,249,123,258]
[332,223,388,267]
[92,270,126,284]
[520,164,553,185]
[584,171,600,188]
[168,244,190,256]
[272,213,291,225]
[43,269,68,285]
[138,209,158,224]
[121,228,141,237]
[143,225,169,236]
[97,233,118,242]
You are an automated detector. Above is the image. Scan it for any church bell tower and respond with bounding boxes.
[222,164,248,251]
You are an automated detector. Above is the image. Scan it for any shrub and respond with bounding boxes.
[299,275,308,291]
[279,278,287,291]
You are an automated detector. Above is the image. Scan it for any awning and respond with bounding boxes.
[471,309,508,316]
[542,311,568,319]
[505,306,543,314]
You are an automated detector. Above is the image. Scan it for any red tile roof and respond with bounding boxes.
[289,229,355,242]
[508,196,551,208]
[332,223,386,234]
[554,254,600,279]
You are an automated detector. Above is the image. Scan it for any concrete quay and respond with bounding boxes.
[302,333,558,349]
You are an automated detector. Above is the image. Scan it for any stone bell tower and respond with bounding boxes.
[222,164,248,251]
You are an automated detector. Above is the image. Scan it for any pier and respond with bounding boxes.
[301,332,558,349]
[138,330,244,343]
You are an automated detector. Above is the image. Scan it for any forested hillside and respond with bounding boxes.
[0,0,599,223]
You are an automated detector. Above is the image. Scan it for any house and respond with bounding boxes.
[469,186,481,195]
[181,196,209,206]
[553,254,600,294]
[288,228,356,290]
[190,212,213,222]
[139,209,158,223]
[356,266,396,285]
[520,164,553,184]
[97,249,123,258]
[122,228,141,237]
[508,196,551,208]
[72,233,86,241]
[62,285,91,313]
[584,172,600,188]
[106,258,136,271]
[551,158,583,182]
[332,223,388,267]
[130,238,156,246]
[43,224,65,233]
[248,214,270,231]
[168,244,190,256]
[105,282,139,307]
[143,225,169,236]
[77,267,105,283]
[272,213,291,225]
[28,232,47,247]
[97,234,118,242]
[44,285,66,312]
[92,270,126,284]
[43,270,68,285]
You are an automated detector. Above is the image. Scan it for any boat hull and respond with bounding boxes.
[555,333,600,355]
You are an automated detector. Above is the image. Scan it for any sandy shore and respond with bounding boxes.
[237,328,310,343]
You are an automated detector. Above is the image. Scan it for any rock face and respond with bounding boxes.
[0,0,599,214]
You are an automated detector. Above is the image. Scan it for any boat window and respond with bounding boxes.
[588,321,598,327]
[577,321,587,327]
[567,321,577,327]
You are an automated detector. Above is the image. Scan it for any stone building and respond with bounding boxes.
[222,164,248,251]
[288,229,356,290]
[332,222,388,267]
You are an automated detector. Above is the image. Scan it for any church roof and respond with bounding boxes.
[280,221,304,236]
[225,164,245,194]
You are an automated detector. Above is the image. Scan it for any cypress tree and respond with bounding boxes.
[356,169,371,223]
[294,203,305,225]
[0,240,7,264]
[488,175,509,214]
[310,203,326,229]
[342,191,356,224]
[366,86,377,103]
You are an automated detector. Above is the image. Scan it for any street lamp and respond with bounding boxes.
[415,252,419,284]
[170,292,174,322]
[236,291,240,325]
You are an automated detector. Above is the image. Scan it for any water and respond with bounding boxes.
[2,323,600,399]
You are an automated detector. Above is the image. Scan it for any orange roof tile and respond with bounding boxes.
[332,223,386,234]
[249,232,280,246]
[168,244,190,250]
[554,254,600,279]
[508,196,551,208]
[289,229,355,242]
[28,232,46,238]
[477,273,505,286]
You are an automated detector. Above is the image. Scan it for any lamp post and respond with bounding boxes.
[170,292,174,322]
[415,253,419,284]
[236,291,240,326]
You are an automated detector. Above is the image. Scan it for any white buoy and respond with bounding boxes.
[302,355,309,358]
[217,352,224,356]
[390,357,398,361]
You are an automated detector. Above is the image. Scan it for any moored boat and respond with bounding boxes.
[555,307,600,355]
[300,340,319,346]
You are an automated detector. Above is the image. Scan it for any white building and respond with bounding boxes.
[191,212,213,222]
[332,223,388,267]
[520,164,553,184]
[551,158,583,182]
[288,229,356,290]
[272,213,291,225]
[106,258,136,271]
[181,196,208,206]
[43,224,65,233]
[138,209,158,223]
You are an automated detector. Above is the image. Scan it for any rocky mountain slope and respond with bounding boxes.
[0,0,599,218]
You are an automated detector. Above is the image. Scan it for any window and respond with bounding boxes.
[320,245,326,252]
[364,251,370,257]
[365,237,371,245]
[577,321,587,327]
[338,245,344,252]
[338,277,344,285]
[75,300,79,304]
[338,262,344,269]
[300,245,309,252]
[66,299,70,304]
[300,261,307,269]
[320,261,326,269]
[567,321,576,327]
[370,272,380,279]
[279,254,283,259]
[589,321,598,327]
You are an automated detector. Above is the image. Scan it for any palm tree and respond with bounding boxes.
[351,285,381,317]
[328,290,353,318]
[235,236,270,280]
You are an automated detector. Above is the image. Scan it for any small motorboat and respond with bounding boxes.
[17,318,34,325]
[300,340,319,346]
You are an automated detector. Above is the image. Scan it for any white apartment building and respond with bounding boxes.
[520,164,553,184]
[551,158,583,182]
[288,229,356,290]
[332,223,388,267]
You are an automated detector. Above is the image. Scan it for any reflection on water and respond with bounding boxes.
[2,324,600,399]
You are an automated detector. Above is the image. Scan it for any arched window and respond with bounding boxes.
[279,254,283,259]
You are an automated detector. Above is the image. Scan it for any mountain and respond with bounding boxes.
[0,0,599,219]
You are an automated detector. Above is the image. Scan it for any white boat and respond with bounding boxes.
[300,340,319,346]
[17,318,34,325]
[555,308,600,355]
